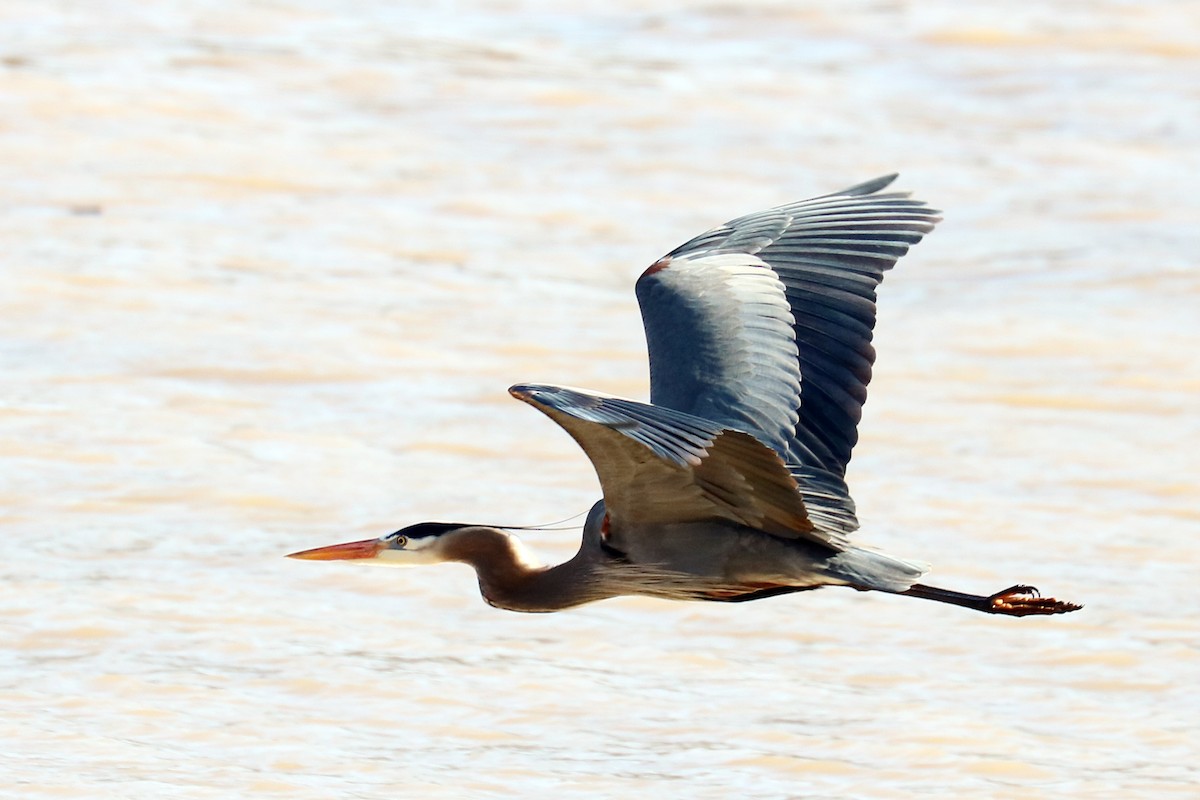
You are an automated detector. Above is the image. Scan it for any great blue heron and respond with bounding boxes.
[289,175,1081,618]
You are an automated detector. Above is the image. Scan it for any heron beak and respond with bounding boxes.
[286,538,386,561]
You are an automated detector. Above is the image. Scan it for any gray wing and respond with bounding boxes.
[509,384,846,551]
[635,174,940,533]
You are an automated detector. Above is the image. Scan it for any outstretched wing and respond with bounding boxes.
[635,174,940,533]
[510,384,846,551]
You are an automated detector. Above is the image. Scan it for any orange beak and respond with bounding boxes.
[286,538,385,561]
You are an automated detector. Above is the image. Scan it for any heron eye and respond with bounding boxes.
[391,534,409,548]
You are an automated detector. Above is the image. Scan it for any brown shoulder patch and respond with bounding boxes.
[639,256,672,279]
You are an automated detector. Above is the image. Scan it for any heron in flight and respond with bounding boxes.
[290,175,1081,618]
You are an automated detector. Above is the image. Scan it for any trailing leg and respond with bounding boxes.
[897,582,1082,617]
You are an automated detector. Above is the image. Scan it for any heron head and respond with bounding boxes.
[286,522,469,567]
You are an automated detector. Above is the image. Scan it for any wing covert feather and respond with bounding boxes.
[510,384,847,551]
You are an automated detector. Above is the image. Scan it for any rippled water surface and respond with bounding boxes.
[3,1,1198,797]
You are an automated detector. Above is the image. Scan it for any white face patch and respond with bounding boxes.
[361,528,544,571]
[405,536,438,551]
[369,536,444,567]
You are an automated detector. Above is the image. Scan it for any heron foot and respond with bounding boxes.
[988,584,1082,616]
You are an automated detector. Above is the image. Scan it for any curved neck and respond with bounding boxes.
[441,528,612,613]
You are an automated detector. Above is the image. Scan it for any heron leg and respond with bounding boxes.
[898,582,1082,617]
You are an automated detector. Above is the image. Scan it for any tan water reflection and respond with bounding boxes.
[3,1,1197,798]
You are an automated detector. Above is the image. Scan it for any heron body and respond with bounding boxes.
[290,176,1081,618]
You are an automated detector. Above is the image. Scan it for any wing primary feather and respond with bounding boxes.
[636,175,940,494]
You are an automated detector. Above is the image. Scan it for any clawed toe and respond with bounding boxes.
[988,585,1082,616]
[995,584,1040,598]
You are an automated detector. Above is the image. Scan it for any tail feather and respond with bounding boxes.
[826,546,928,592]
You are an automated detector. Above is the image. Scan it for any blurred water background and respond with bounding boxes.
[2,1,1197,797]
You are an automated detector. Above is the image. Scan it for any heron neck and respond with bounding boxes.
[442,528,610,613]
